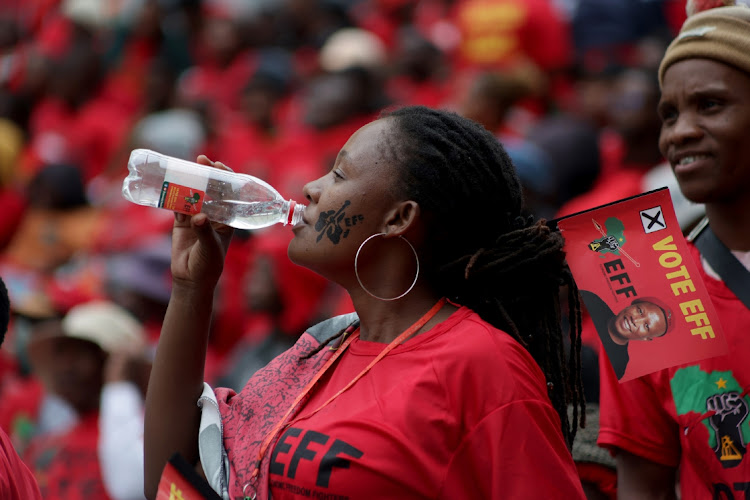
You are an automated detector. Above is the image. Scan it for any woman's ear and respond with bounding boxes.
[384,200,420,236]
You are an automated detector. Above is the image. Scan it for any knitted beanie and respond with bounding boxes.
[658,4,750,87]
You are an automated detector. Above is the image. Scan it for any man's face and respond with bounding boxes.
[611,301,667,341]
[658,59,750,205]
[31,321,106,414]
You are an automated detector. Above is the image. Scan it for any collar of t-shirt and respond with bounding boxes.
[348,306,471,356]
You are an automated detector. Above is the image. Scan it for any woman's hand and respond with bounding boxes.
[146,155,233,499]
[170,155,234,290]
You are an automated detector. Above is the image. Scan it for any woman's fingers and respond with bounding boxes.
[190,214,217,249]
[196,155,233,172]
[191,213,210,228]
[192,213,233,251]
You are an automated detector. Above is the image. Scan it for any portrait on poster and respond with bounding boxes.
[557,189,727,382]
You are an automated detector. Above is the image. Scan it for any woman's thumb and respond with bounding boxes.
[191,214,216,244]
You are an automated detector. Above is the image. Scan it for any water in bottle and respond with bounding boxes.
[122,149,305,230]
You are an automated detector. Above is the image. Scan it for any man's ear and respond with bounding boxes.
[383,200,420,236]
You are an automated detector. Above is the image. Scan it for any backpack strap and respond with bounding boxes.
[691,217,750,310]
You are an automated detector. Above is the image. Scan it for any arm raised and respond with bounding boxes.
[143,157,234,499]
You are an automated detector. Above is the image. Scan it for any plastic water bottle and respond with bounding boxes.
[122,149,305,230]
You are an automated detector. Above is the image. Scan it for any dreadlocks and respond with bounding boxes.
[0,277,9,346]
[382,105,585,447]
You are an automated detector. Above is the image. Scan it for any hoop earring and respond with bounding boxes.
[355,232,420,301]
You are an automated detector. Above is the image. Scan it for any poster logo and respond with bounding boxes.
[640,206,666,234]
[589,217,640,267]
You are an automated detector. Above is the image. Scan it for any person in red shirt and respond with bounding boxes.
[452,0,571,72]
[217,228,339,392]
[556,66,664,218]
[176,4,256,124]
[23,301,148,500]
[597,4,750,498]
[0,276,42,499]
[450,0,574,121]
[21,42,133,185]
[386,27,452,108]
[143,106,587,499]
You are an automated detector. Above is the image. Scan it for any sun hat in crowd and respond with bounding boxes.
[61,301,145,353]
[29,301,146,357]
[319,28,387,72]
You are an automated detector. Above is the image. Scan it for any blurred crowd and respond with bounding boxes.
[0,0,709,498]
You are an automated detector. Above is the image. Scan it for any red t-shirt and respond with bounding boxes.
[451,0,571,72]
[0,428,42,499]
[0,187,26,251]
[221,307,584,499]
[22,95,133,183]
[178,50,257,120]
[555,167,651,219]
[24,412,112,500]
[598,242,750,498]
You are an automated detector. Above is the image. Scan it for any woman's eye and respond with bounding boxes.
[699,98,722,112]
[658,106,677,125]
[333,169,344,179]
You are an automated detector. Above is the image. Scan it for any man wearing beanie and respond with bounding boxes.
[596,3,750,499]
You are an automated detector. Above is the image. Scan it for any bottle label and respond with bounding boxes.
[158,181,205,215]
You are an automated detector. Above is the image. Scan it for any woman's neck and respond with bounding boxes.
[351,289,456,343]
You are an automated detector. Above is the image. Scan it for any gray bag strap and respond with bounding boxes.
[197,383,231,500]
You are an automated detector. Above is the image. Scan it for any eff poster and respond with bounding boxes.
[156,453,222,500]
[557,188,728,382]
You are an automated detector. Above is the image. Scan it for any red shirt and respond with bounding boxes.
[599,243,750,498]
[555,167,651,219]
[386,76,451,109]
[23,95,133,183]
[222,307,584,499]
[24,412,112,500]
[451,0,572,71]
[0,428,42,499]
[0,187,26,251]
[212,116,280,179]
[0,375,43,453]
[178,50,257,120]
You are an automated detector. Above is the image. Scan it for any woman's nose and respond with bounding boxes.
[302,180,320,203]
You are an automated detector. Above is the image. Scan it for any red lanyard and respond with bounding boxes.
[248,298,447,491]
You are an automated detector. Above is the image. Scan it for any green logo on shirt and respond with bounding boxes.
[671,366,750,468]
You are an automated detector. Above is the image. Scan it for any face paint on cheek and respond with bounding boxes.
[313,200,364,244]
